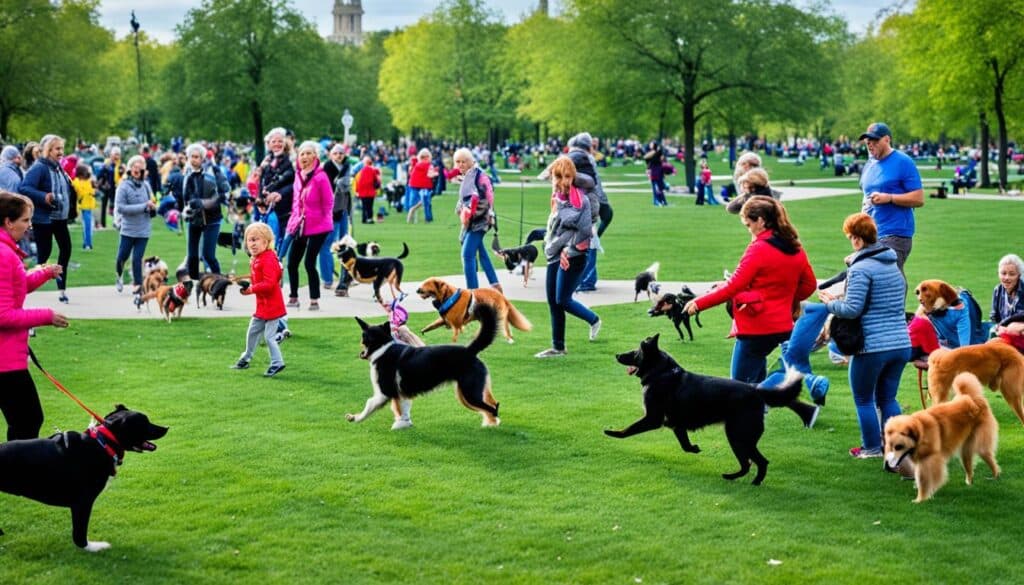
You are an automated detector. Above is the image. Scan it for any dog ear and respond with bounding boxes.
[939,282,959,306]
[649,333,660,349]
[355,316,370,331]
[114,404,128,412]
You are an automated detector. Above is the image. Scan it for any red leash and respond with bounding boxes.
[28,348,106,424]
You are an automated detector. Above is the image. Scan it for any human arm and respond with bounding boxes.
[867,188,924,208]
[17,164,52,209]
[115,182,150,216]
[0,265,59,329]
[687,243,760,313]
[824,270,870,318]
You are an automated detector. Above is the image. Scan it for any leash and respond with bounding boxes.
[28,348,106,424]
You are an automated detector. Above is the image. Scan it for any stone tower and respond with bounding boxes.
[329,0,364,46]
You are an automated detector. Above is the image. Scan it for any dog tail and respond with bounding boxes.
[952,372,986,401]
[506,303,533,332]
[646,261,660,277]
[525,228,546,245]
[757,367,803,407]
[397,242,409,259]
[467,304,498,355]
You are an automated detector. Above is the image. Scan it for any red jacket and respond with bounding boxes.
[408,160,434,189]
[248,248,286,320]
[695,230,816,336]
[355,166,380,199]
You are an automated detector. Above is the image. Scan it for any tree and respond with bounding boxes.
[100,32,177,142]
[323,32,396,143]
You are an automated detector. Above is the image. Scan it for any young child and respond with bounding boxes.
[233,222,287,377]
[72,164,96,250]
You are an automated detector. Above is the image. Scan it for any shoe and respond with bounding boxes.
[308,302,320,312]
[115,274,123,293]
[286,297,300,308]
[807,374,830,406]
[576,286,597,293]
[589,319,602,341]
[335,288,349,297]
[58,292,68,304]
[231,359,250,370]
[323,282,334,290]
[534,348,567,358]
[849,446,882,459]
[132,292,143,310]
[273,329,291,344]
[264,364,286,377]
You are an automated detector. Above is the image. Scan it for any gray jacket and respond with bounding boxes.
[544,188,593,263]
[0,162,22,192]
[115,177,154,238]
[825,244,910,354]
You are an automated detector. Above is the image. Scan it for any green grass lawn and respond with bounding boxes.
[5,162,1024,583]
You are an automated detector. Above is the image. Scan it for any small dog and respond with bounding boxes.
[883,372,1000,502]
[332,235,408,302]
[927,340,1024,425]
[142,256,168,280]
[605,334,804,485]
[348,303,501,429]
[196,273,235,310]
[417,276,532,343]
[0,405,167,551]
[634,262,660,302]
[384,181,406,210]
[141,280,194,323]
[914,279,960,314]
[491,235,539,287]
[647,285,702,341]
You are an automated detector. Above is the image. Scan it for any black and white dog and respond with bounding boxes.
[634,262,661,301]
[332,235,409,302]
[648,284,702,341]
[491,234,539,287]
[348,303,501,429]
[0,405,167,551]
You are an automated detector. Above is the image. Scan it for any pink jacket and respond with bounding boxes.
[0,230,57,373]
[285,161,334,237]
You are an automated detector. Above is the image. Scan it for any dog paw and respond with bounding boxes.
[84,541,110,552]
[684,445,702,454]
[603,429,624,438]
[345,414,356,422]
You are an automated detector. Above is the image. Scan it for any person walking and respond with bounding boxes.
[451,148,501,291]
[96,147,123,229]
[0,191,69,440]
[284,142,334,311]
[19,134,74,303]
[354,156,380,225]
[114,155,157,304]
[319,144,352,293]
[182,144,229,279]
[406,148,437,223]
[259,128,295,253]
[567,132,612,293]
[72,164,97,251]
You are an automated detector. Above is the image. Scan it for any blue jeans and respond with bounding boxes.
[403,187,421,211]
[317,214,348,285]
[545,256,598,351]
[187,221,221,278]
[650,178,668,205]
[461,230,498,289]
[731,333,791,384]
[704,183,719,205]
[849,347,912,451]
[81,210,93,248]
[578,248,598,291]
[763,303,831,385]
[116,235,149,287]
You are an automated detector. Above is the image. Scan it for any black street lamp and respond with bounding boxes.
[130,11,144,142]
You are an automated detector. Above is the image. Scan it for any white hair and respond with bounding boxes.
[40,134,64,158]
[297,140,320,156]
[999,254,1024,275]
[452,147,475,164]
[185,144,206,159]
[126,155,146,170]
[264,127,287,143]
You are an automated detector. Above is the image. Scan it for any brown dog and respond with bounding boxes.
[927,340,1024,425]
[883,372,1000,502]
[140,281,194,323]
[196,273,236,310]
[914,279,961,314]
[417,277,531,343]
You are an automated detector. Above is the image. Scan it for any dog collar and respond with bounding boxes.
[369,341,395,364]
[87,424,124,476]
[437,289,464,316]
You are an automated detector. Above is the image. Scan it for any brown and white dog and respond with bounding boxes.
[914,279,961,315]
[140,280,194,323]
[927,340,1024,425]
[883,372,1000,502]
[417,277,532,343]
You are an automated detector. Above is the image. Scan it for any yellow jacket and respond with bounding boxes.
[73,178,97,210]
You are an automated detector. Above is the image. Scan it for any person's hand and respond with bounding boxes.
[818,290,836,303]
[51,312,69,328]
[45,193,55,206]
[146,200,156,211]
[869,191,892,205]
[47,264,63,278]
[239,287,252,296]
[684,300,699,315]
[559,249,570,270]
[267,192,281,205]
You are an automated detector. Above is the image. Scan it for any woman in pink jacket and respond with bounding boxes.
[0,191,69,440]
[284,142,334,311]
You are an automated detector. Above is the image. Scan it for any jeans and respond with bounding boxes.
[879,235,912,277]
[849,347,911,451]
[731,333,791,384]
[461,230,498,289]
[762,303,830,385]
[704,183,719,205]
[187,220,221,279]
[240,317,284,368]
[578,248,599,291]
[34,220,72,290]
[317,214,348,285]
[0,369,43,441]
[545,256,598,351]
[81,209,93,248]
[288,232,329,300]
[116,235,149,287]
[650,178,668,205]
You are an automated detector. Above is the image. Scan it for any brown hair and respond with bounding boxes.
[738,168,770,192]
[741,196,801,248]
[0,190,33,224]
[842,212,877,244]
[549,156,576,196]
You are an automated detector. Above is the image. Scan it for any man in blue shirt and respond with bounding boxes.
[858,122,924,276]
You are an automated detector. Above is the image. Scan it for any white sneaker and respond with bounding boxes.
[589,319,602,341]
[115,274,123,293]
[534,348,567,358]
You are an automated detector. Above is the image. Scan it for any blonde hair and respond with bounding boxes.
[549,156,576,196]
[40,134,65,159]
[733,152,763,182]
[738,167,770,192]
[245,222,275,248]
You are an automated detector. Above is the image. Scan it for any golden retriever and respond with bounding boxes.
[914,279,961,315]
[883,372,1000,503]
[416,277,532,343]
[927,340,1024,425]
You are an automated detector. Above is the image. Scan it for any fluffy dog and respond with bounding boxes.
[927,340,1024,425]
[348,303,501,429]
[914,279,960,314]
[140,280,194,323]
[0,405,167,551]
[647,285,702,341]
[883,372,1000,502]
[196,273,236,310]
[605,334,804,485]
[142,256,168,279]
[634,262,660,302]
[332,235,408,302]
[491,236,539,287]
[417,277,532,343]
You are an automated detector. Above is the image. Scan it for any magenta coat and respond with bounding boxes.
[285,160,334,237]
[0,229,57,373]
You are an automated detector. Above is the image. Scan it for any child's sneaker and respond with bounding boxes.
[806,374,830,406]
[589,319,602,341]
[231,359,250,370]
[534,348,567,358]
[264,364,286,377]
[273,329,292,344]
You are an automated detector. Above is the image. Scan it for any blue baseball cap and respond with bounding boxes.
[859,122,892,141]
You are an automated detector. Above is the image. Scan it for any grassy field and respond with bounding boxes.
[4,159,1024,583]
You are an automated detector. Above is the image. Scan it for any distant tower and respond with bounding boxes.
[538,0,548,16]
[329,0,364,46]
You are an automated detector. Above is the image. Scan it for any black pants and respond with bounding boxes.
[0,369,44,441]
[597,202,613,237]
[288,232,329,300]
[33,220,72,290]
[99,191,112,227]
[360,198,374,223]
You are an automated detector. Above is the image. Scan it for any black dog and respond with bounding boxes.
[491,234,539,287]
[348,303,500,429]
[605,334,803,485]
[332,235,408,302]
[634,262,660,302]
[0,405,167,551]
[648,285,702,341]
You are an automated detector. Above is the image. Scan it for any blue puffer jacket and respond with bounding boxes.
[826,244,910,354]
[19,158,72,224]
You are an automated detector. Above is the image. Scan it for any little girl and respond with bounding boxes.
[233,222,287,377]
[72,164,96,250]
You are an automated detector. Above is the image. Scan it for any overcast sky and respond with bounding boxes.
[98,0,896,44]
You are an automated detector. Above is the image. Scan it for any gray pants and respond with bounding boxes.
[880,235,912,275]
[240,317,284,367]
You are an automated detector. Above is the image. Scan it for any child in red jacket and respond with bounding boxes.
[233,222,287,377]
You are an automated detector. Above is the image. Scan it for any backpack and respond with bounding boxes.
[958,289,987,345]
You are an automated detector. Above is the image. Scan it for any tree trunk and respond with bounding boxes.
[979,110,991,189]
[991,62,1009,191]
[252,99,264,163]
[0,108,9,141]
[681,99,696,193]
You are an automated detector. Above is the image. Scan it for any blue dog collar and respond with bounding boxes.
[437,289,464,316]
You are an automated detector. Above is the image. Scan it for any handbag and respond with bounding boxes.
[827,247,886,355]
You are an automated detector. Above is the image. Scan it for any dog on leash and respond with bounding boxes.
[0,405,167,551]
[348,303,501,429]
[196,273,238,310]
[417,276,532,343]
[605,334,804,485]
[884,372,1000,502]
[927,340,1024,425]
[491,234,540,287]
[332,235,408,302]
[647,285,702,341]
[634,262,661,301]
[140,280,194,323]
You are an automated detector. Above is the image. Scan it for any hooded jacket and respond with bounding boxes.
[0,229,56,373]
[285,159,333,238]
[825,243,911,354]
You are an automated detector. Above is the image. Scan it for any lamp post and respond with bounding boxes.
[342,109,354,146]
[130,11,144,142]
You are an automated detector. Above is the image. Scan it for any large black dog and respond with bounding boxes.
[648,285,702,341]
[0,405,167,551]
[605,334,804,485]
[349,303,501,429]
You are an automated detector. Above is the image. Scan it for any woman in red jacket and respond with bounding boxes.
[685,196,820,426]
[354,156,380,224]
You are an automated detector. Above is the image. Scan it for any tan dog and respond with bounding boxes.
[914,279,961,315]
[928,340,1024,425]
[417,277,531,343]
[140,281,194,323]
[883,372,1000,503]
